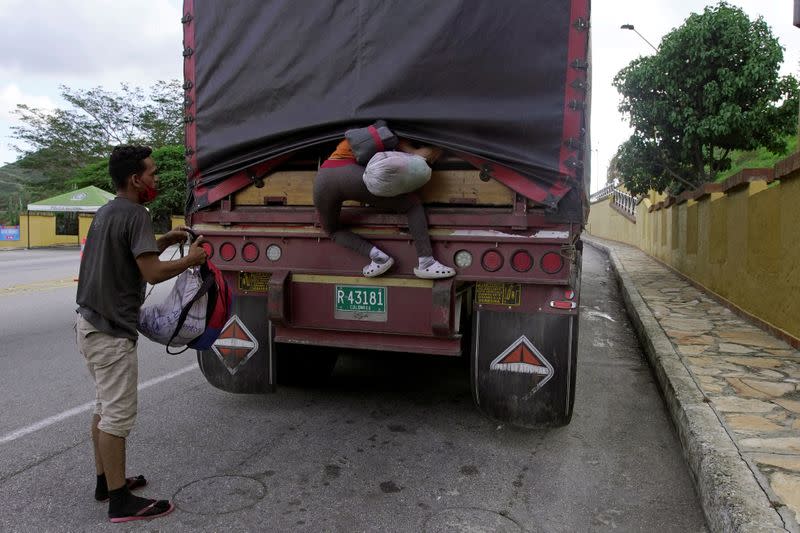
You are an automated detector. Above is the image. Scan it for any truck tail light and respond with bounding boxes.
[565,289,575,300]
[266,244,282,261]
[454,250,473,268]
[511,251,533,272]
[481,250,503,272]
[201,242,214,259]
[219,242,236,261]
[540,252,563,274]
[550,300,577,310]
[242,242,259,262]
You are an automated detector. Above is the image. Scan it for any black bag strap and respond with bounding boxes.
[165,269,216,355]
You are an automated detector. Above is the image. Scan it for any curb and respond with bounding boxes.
[584,236,788,533]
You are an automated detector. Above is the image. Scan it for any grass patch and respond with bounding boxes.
[715,136,798,182]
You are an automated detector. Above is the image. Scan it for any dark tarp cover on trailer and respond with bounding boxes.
[184,0,590,213]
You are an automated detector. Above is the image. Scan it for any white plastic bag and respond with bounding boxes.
[138,267,207,347]
[362,151,432,197]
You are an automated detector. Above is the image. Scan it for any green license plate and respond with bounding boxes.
[335,285,387,321]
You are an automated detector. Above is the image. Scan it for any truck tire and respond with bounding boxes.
[470,309,578,428]
[196,294,274,393]
[276,344,339,386]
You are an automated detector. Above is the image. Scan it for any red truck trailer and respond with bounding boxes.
[182,0,591,427]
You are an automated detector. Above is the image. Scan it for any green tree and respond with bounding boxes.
[613,2,798,194]
[149,145,187,230]
[10,80,183,197]
[70,159,113,192]
[67,144,186,230]
[0,160,50,224]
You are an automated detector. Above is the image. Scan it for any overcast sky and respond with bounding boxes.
[1,1,798,194]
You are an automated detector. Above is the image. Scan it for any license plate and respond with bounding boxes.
[335,285,387,322]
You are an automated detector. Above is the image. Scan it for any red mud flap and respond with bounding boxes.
[471,310,578,428]
[197,294,275,393]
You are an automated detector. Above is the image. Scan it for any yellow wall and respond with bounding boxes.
[171,215,186,230]
[79,214,93,244]
[0,213,188,250]
[587,174,800,341]
[1,213,84,248]
[28,213,79,247]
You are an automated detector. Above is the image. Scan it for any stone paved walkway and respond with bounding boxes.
[586,235,800,528]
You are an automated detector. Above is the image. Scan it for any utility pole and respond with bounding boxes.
[794,0,800,27]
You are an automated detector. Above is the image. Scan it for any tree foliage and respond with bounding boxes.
[2,80,185,223]
[0,161,49,224]
[68,145,186,230]
[9,80,183,197]
[148,145,187,229]
[612,2,798,195]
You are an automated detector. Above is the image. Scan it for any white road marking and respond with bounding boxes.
[584,310,617,322]
[0,364,197,445]
[0,278,77,296]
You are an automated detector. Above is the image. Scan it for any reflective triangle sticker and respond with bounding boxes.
[212,315,259,375]
[489,335,554,393]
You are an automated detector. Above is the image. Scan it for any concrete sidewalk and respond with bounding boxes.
[584,235,800,533]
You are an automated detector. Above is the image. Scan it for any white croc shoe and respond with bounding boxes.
[363,257,395,278]
[413,260,456,279]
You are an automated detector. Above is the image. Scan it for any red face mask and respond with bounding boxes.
[138,183,158,204]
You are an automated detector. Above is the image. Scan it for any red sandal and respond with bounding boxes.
[109,499,174,523]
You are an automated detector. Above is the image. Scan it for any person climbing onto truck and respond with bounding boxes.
[313,137,456,279]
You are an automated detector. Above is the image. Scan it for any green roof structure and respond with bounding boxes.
[27,186,115,213]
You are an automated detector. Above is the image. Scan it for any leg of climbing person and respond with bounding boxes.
[372,192,455,279]
[313,164,394,277]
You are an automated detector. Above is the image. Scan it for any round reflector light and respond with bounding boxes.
[242,242,259,262]
[266,244,282,262]
[481,250,503,272]
[201,242,214,259]
[511,251,533,272]
[219,242,236,262]
[454,250,473,268]
[540,252,564,274]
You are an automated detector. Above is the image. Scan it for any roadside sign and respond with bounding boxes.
[0,226,20,241]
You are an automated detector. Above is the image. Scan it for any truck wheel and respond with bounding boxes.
[470,309,578,428]
[196,295,274,394]
[276,344,339,386]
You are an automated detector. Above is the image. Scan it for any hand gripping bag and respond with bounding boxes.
[362,151,432,197]
[138,267,207,347]
[344,120,398,165]
[137,258,232,354]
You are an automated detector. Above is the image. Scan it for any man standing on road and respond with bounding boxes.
[75,145,207,523]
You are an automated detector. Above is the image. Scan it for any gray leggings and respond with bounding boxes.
[313,162,433,258]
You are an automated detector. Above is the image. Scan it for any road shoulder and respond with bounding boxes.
[584,234,797,533]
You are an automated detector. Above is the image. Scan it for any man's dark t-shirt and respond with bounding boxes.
[76,197,160,340]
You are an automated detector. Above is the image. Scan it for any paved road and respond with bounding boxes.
[0,246,706,532]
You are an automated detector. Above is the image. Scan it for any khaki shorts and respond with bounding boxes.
[76,314,138,438]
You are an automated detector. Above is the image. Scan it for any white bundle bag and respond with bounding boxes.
[362,151,432,197]
[138,267,207,347]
